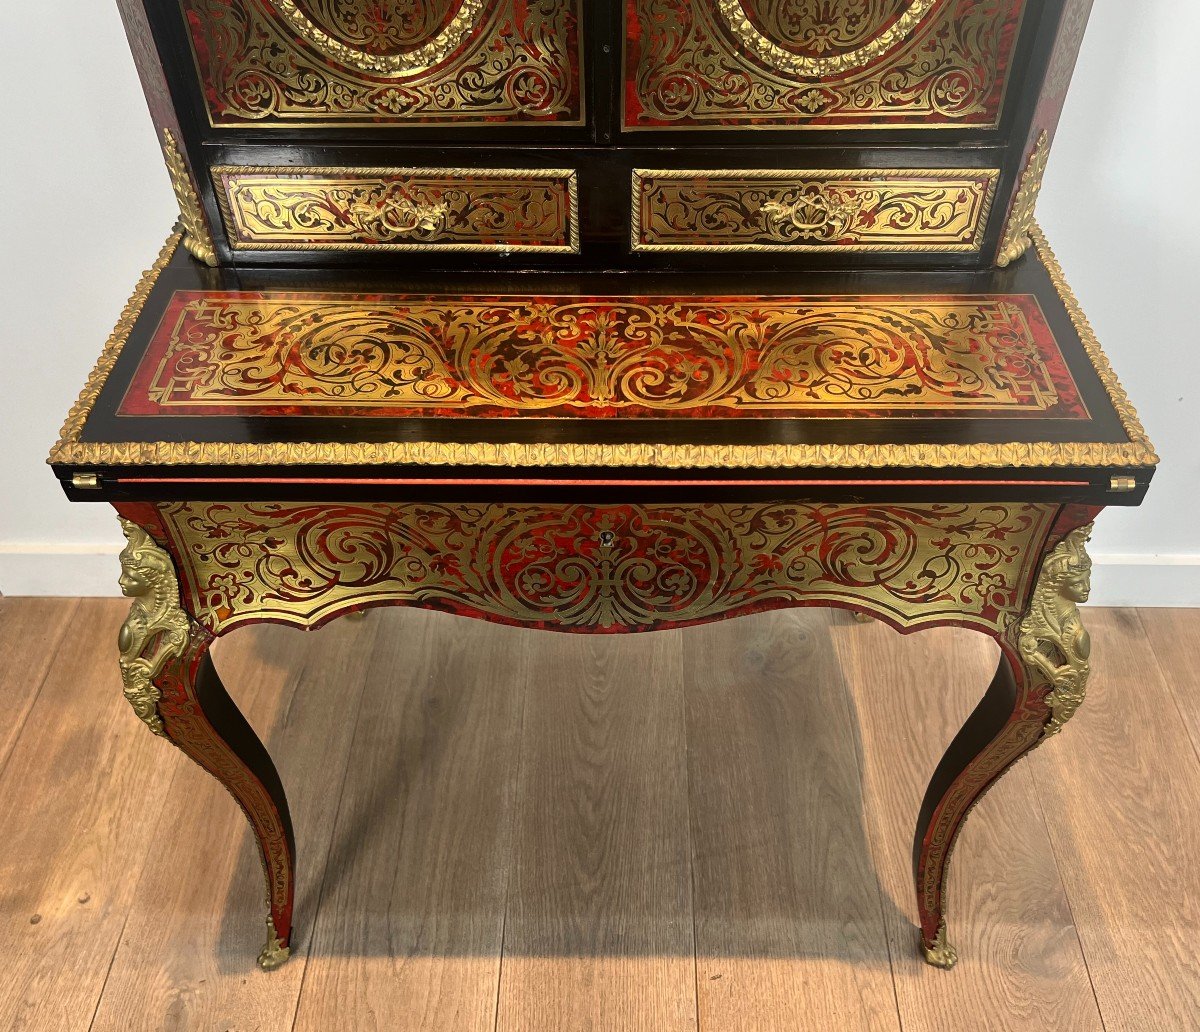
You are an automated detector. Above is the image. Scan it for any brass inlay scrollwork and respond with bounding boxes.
[135,294,1067,415]
[1018,524,1093,737]
[633,169,998,252]
[47,226,1158,471]
[270,0,486,76]
[213,167,579,253]
[997,132,1051,267]
[625,0,1023,129]
[161,130,217,267]
[160,501,1056,636]
[117,519,192,737]
[715,0,940,77]
[181,0,583,126]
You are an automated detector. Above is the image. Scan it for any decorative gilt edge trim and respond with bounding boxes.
[630,167,1000,254]
[715,0,941,79]
[272,0,486,78]
[1030,223,1158,466]
[212,165,581,255]
[997,131,1050,267]
[162,130,218,267]
[48,230,181,467]
[46,226,1158,472]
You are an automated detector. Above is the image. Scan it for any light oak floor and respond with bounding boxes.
[0,597,1197,1032]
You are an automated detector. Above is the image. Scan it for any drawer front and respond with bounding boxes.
[214,167,580,253]
[181,0,584,127]
[624,0,1026,131]
[632,169,999,252]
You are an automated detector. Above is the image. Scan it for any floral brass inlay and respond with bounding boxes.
[633,169,998,252]
[181,0,583,126]
[160,501,1057,635]
[625,0,1023,129]
[270,0,487,76]
[48,225,1158,470]
[716,0,941,77]
[213,167,579,253]
[123,292,1079,419]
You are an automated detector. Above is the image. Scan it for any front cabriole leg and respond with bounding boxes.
[913,523,1094,969]
[117,518,296,971]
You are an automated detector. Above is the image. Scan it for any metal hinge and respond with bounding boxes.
[71,473,102,490]
[1109,476,1138,493]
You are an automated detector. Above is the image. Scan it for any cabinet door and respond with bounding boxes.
[181,0,585,128]
[623,0,1026,132]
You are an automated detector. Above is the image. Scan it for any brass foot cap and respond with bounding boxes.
[258,916,291,971]
[922,938,959,970]
[258,940,291,971]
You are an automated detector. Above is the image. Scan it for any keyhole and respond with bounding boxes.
[599,531,616,546]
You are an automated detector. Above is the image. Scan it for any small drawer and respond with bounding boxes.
[213,167,580,254]
[631,169,999,253]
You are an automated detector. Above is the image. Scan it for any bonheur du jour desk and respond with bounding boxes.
[49,0,1155,972]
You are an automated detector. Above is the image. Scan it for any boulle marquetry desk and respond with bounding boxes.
[50,0,1155,973]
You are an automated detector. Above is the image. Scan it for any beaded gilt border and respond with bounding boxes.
[48,225,1157,470]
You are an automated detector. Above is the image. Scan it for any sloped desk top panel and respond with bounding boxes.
[50,226,1154,504]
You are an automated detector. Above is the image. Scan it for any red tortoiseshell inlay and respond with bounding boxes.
[120,290,1086,420]
[182,0,584,126]
[624,0,1025,130]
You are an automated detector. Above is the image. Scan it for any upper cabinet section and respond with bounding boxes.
[623,0,1025,132]
[182,0,586,128]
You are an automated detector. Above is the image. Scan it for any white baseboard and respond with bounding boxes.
[0,544,123,598]
[3,544,1199,608]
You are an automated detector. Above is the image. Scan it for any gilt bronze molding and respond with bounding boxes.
[161,130,217,267]
[117,518,191,736]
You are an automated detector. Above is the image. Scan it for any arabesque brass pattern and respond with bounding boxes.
[716,0,940,77]
[625,0,1023,129]
[125,292,1076,418]
[160,501,1057,635]
[181,0,583,125]
[214,167,579,253]
[47,225,1158,470]
[270,0,487,76]
[633,169,998,252]
[915,513,1096,961]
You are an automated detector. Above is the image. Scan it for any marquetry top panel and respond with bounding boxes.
[624,0,1025,129]
[49,227,1156,474]
[181,0,584,126]
[120,290,1083,421]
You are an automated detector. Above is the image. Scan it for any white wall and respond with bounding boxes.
[1,2,1197,603]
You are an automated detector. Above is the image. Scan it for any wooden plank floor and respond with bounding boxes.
[0,597,1196,1032]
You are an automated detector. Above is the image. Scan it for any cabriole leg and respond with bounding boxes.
[912,525,1094,969]
[117,518,296,971]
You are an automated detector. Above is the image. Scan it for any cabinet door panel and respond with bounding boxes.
[182,0,585,127]
[624,0,1025,131]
